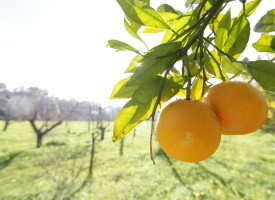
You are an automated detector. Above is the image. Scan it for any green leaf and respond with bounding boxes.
[116,0,171,30]
[142,27,165,33]
[139,0,150,4]
[191,77,204,100]
[185,0,200,8]
[112,76,185,142]
[157,4,178,14]
[247,60,275,92]
[124,55,143,73]
[110,76,141,99]
[253,33,275,53]
[204,50,220,77]
[107,40,141,54]
[238,0,261,17]
[223,14,250,59]
[126,42,181,86]
[255,9,275,32]
[124,18,143,42]
[205,50,230,80]
[160,12,180,22]
[221,56,246,74]
[162,14,191,43]
[215,9,231,50]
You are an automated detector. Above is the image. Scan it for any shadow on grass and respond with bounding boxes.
[156,148,194,193]
[0,151,23,170]
[196,162,247,198]
[196,162,228,186]
[68,175,93,200]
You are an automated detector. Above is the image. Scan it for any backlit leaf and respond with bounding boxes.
[116,0,171,30]
[252,33,275,53]
[107,40,141,54]
[110,76,141,99]
[215,9,231,50]
[161,12,180,22]
[126,42,182,86]
[142,27,165,33]
[238,0,261,17]
[224,14,250,58]
[124,18,143,42]
[191,77,204,100]
[247,60,275,92]
[112,76,185,142]
[124,55,143,73]
[162,14,192,43]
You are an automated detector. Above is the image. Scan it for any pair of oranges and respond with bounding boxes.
[156,81,268,162]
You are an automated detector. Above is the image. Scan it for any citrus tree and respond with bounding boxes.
[108,0,275,162]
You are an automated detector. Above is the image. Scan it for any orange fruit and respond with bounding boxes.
[156,99,221,162]
[203,81,268,135]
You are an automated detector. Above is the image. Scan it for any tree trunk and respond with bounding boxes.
[36,134,43,148]
[100,128,105,140]
[2,120,10,132]
[119,137,124,156]
[89,133,96,177]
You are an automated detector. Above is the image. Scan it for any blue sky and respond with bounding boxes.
[0,0,271,106]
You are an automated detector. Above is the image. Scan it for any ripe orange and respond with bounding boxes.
[203,81,268,135]
[156,99,221,162]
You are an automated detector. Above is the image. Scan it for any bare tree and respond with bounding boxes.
[0,88,12,132]
[30,93,79,148]
[96,105,108,140]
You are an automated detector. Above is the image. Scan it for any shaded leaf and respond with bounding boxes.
[247,60,275,92]
[116,0,171,30]
[107,40,141,54]
[185,0,200,8]
[224,14,250,58]
[157,4,178,14]
[255,9,275,32]
[252,33,275,53]
[112,76,185,142]
[221,56,246,74]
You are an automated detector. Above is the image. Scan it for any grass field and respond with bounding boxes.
[0,121,274,200]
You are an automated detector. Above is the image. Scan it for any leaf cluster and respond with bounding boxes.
[108,0,275,143]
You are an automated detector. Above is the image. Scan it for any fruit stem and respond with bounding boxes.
[205,47,226,82]
[184,60,192,100]
[149,55,181,164]
[181,0,225,52]
[199,37,207,98]
[203,37,234,61]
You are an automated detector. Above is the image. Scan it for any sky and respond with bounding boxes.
[0,0,271,107]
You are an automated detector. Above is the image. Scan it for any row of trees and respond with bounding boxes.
[0,83,120,147]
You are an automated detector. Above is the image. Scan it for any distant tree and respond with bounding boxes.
[0,86,12,131]
[96,105,108,140]
[29,90,78,148]
[87,103,100,177]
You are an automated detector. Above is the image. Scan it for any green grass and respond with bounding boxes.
[0,121,274,200]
